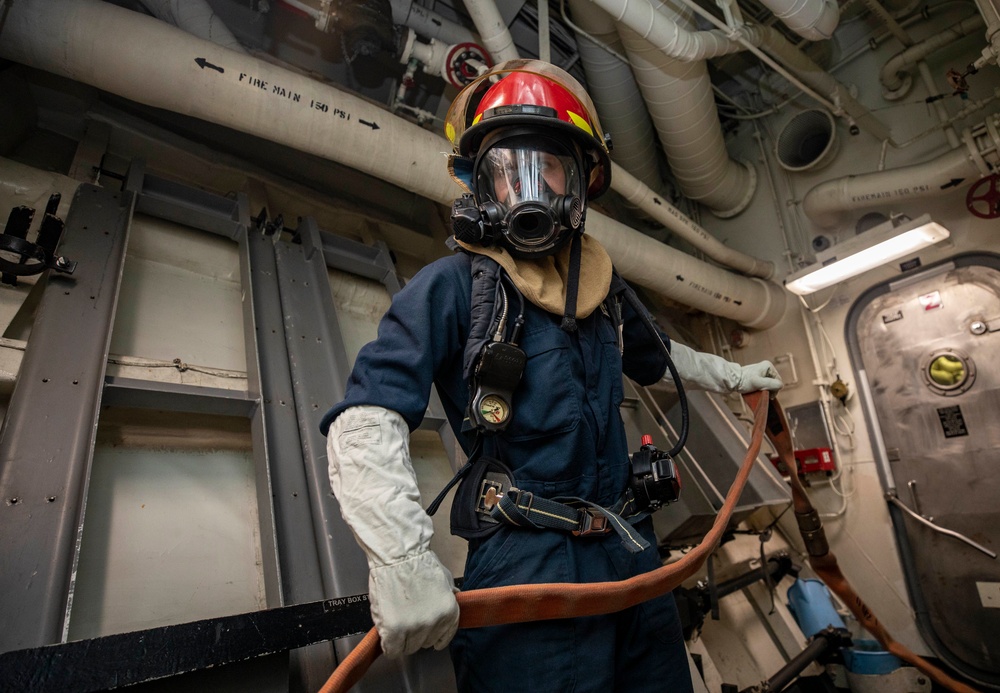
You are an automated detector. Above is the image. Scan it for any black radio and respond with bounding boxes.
[628,435,681,513]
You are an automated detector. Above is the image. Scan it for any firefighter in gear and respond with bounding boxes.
[322,60,782,691]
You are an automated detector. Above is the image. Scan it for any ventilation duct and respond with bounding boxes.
[567,0,665,192]
[775,109,839,172]
[617,0,757,217]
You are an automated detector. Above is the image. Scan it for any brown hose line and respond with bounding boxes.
[767,399,981,693]
[319,392,769,693]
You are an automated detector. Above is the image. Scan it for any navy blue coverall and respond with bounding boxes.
[321,251,694,692]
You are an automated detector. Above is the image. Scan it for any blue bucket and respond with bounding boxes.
[843,639,902,675]
[786,578,846,638]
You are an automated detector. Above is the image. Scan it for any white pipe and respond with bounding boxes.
[567,0,665,191]
[0,0,787,327]
[592,0,892,142]
[462,0,520,62]
[568,0,772,272]
[618,0,757,217]
[590,0,746,60]
[139,0,246,53]
[611,164,775,278]
[757,0,840,40]
[389,0,478,45]
[880,14,985,93]
[539,0,552,62]
[586,216,786,327]
[802,113,1000,227]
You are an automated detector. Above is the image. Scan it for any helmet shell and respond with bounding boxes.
[445,59,612,199]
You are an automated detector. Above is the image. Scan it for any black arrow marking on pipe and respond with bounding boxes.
[195,57,225,74]
[359,119,380,130]
[653,198,662,205]
[676,275,684,281]
[940,178,965,190]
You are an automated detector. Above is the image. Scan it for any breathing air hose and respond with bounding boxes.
[766,399,980,693]
[318,391,770,693]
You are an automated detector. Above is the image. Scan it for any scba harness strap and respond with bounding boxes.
[479,473,651,553]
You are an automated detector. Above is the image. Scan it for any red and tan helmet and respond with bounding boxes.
[445,59,612,199]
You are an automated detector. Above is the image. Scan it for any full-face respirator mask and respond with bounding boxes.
[451,133,587,258]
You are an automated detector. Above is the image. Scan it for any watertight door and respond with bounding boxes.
[847,253,1000,684]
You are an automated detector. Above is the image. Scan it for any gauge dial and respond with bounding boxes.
[479,395,509,424]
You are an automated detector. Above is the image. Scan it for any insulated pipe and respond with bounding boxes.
[592,0,892,143]
[757,0,840,40]
[802,113,1000,227]
[0,0,787,327]
[880,14,986,93]
[586,214,786,327]
[567,0,665,192]
[618,1,757,217]
[611,164,775,278]
[567,0,771,273]
[389,0,477,45]
[139,0,246,53]
[461,0,520,62]
[590,0,747,61]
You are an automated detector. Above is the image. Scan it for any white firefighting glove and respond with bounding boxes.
[666,342,783,394]
[327,405,459,657]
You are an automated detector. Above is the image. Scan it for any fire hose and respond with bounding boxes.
[319,393,980,693]
[319,392,770,692]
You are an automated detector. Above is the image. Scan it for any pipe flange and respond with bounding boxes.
[710,159,758,219]
[881,74,913,101]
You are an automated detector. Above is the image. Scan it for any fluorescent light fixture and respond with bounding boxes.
[784,214,951,296]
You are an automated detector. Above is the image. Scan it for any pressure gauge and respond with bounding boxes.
[479,395,509,425]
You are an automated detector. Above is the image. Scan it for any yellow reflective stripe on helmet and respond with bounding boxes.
[472,113,483,126]
[566,111,593,136]
[445,122,457,143]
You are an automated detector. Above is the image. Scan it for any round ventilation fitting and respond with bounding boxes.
[776,110,839,172]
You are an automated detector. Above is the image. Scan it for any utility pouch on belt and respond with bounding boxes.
[450,455,514,540]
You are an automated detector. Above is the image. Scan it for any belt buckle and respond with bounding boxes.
[573,507,611,537]
[476,479,504,517]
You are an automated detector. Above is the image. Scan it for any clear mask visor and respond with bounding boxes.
[476,144,582,216]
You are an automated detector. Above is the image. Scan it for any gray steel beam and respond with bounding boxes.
[126,160,246,240]
[320,232,402,295]
[274,219,455,692]
[240,226,337,689]
[273,219,364,600]
[0,184,134,652]
[102,376,255,417]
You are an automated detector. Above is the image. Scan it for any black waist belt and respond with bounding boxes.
[477,474,651,554]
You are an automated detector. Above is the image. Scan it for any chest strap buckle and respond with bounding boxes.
[573,507,611,537]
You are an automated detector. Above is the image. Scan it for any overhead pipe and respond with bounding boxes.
[611,164,775,278]
[389,0,477,45]
[567,0,666,192]
[757,0,840,40]
[590,0,892,144]
[880,14,986,96]
[461,0,520,62]
[618,0,757,217]
[802,113,1000,227]
[566,0,773,273]
[0,0,787,327]
[138,0,246,53]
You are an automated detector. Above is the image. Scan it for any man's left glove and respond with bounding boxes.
[327,405,460,657]
[665,342,783,394]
